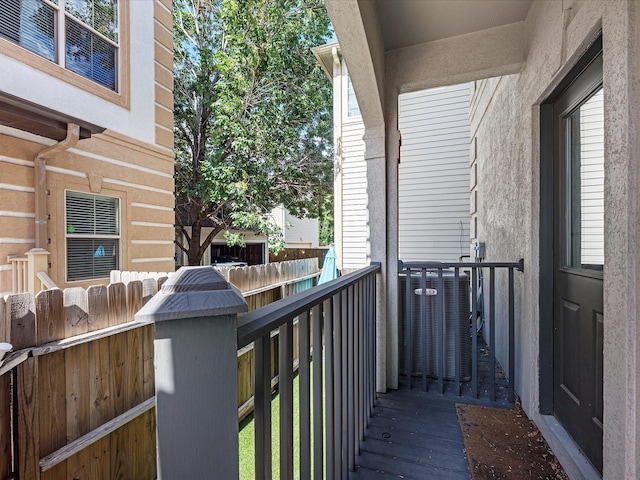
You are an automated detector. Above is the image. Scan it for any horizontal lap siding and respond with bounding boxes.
[0,136,37,292]
[398,84,471,262]
[0,130,174,292]
[154,0,174,150]
[341,120,367,269]
[579,89,604,265]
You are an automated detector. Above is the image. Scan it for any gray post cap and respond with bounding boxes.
[134,266,248,323]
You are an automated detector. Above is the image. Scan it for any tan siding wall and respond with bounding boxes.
[154,0,174,150]
[0,128,174,293]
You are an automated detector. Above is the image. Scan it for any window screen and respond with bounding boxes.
[66,191,120,281]
[0,0,118,91]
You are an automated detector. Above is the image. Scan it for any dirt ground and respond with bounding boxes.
[456,401,569,479]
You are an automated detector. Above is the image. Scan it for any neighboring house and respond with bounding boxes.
[174,206,317,267]
[326,0,639,478]
[271,205,319,248]
[0,0,175,293]
[174,225,268,267]
[313,44,471,269]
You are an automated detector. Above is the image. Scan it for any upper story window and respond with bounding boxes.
[346,74,361,118]
[0,0,119,91]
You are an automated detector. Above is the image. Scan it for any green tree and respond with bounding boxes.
[174,0,333,265]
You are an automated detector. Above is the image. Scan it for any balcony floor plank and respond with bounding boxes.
[351,336,512,479]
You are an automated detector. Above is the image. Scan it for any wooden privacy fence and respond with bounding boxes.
[0,259,319,478]
[0,277,167,480]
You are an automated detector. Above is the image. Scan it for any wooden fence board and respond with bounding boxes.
[141,278,157,305]
[89,337,112,430]
[142,324,155,399]
[90,436,111,480]
[38,350,66,458]
[124,328,143,409]
[40,461,66,480]
[109,420,130,480]
[237,349,253,406]
[64,287,89,337]
[109,332,127,417]
[66,344,90,441]
[36,289,64,344]
[107,283,127,327]
[126,281,143,322]
[65,445,91,480]
[0,372,11,479]
[18,357,40,480]
[144,408,158,479]
[0,297,7,343]
[87,286,109,332]
[8,293,36,350]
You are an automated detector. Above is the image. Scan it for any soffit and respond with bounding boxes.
[376,0,533,51]
[0,91,104,141]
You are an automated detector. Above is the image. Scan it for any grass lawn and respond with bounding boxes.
[239,373,304,479]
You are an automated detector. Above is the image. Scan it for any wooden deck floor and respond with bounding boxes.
[350,339,512,479]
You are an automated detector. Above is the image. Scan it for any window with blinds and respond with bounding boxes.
[0,0,118,91]
[66,191,120,281]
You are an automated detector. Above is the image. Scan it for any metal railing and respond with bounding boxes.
[237,263,380,479]
[398,259,524,403]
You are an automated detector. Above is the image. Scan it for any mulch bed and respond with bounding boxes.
[456,401,569,479]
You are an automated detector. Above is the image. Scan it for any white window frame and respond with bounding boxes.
[342,62,361,122]
[65,190,121,282]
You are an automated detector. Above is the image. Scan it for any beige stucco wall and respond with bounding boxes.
[467,1,639,478]
[330,0,640,476]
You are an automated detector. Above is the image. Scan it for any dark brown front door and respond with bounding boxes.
[552,50,603,474]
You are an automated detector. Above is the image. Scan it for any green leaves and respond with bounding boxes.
[174,0,334,264]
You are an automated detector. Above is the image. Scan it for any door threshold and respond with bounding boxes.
[532,413,601,480]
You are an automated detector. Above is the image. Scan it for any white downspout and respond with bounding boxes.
[34,123,80,249]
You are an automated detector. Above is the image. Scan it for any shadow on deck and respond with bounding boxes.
[351,337,512,479]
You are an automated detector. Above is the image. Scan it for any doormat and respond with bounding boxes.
[456,402,569,479]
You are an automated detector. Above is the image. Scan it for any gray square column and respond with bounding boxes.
[135,266,248,480]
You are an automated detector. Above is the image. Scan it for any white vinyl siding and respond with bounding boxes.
[284,210,319,247]
[341,119,367,268]
[578,88,604,266]
[398,84,471,262]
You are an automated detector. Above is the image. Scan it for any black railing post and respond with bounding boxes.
[471,266,479,398]
[508,267,515,403]
[279,321,294,480]
[453,267,461,396]
[398,260,522,402]
[254,334,272,479]
[420,268,428,392]
[312,303,324,480]
[324,298,335,480]
[299,311,311,478]
[489,267,496,402]
[234,265,380,479]
[437,268,445,394]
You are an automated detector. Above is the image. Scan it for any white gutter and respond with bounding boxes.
[34,123,80,249]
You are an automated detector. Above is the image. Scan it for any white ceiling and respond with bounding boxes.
[376,0,534,51]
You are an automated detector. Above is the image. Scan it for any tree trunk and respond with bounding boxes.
[188,220,202,266]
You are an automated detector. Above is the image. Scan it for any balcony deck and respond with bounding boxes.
[351,338,511,479]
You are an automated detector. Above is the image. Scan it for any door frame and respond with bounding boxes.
[539,35,603,416]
